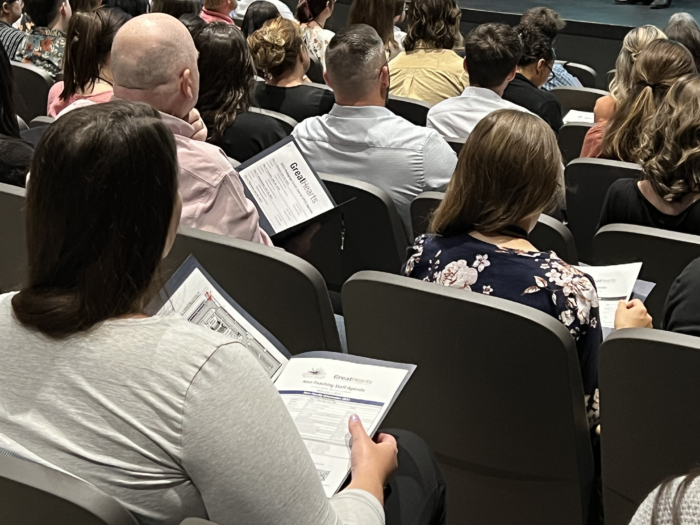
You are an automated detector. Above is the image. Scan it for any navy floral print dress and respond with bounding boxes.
[403,232,603,426]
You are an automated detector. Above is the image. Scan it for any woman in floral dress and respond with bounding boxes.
[296,0,335,68]
[403,109,651,425]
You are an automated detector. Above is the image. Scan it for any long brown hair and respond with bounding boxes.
[248,17,303,79]
[602,39,695,163]
[639,74,700,202]
[348,0,396,48]
[430,109,561,236]
[60,8,131,101]
[402,0,461,52]
[194,23,255,143]
[11,100,179,338]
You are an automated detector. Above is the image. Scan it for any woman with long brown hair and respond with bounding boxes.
[348,0,401,59]
[404,109,651,426]
[388,0,467,103]
[47,7,130,117]
[599,74,700,235]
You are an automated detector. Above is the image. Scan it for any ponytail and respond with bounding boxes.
[61,8,130,101]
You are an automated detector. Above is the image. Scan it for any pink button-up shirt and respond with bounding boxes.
[159,112,273,246]
[199,7,235,24]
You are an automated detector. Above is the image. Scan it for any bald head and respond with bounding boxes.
[112,13,198,92]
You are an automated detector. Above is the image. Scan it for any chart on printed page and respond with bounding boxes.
[238,140,334,233]
[156,268,288,380]
[274,358,409,497]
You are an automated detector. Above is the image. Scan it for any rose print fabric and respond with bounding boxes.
[403,232,602,426]
[300,25,334,69]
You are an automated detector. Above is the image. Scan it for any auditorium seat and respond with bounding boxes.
[28,116,55,128]
[409,192,578,264]
[248,107,297,134]
[600,328,700,525]
[565,157,641,262]
[342,271,594,525]
[305,174,409,295]
[0,183,27,293]
[180,520,218,525]
[11,62,54,123]
[386,94,432,126]
[162,226,342,354]
[306,53,325,84]
[592,224,700,322]
[0,451,138,525]
[551,86,609,116]
[446,136,466,155]
[558,61,598,89]
[558,122,593,165]
[16,116,27,131]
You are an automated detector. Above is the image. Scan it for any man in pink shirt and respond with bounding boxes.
[110,13,272,246]
[199,0,237,24]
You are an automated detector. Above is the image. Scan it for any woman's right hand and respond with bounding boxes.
[346,414,398,505]
[614,299,653,329]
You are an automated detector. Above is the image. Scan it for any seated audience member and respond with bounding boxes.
[235,0,292,21]
[248,18,335,122]
[102,0,147,17]
[200,0,236,24]
[630,469,700,524]
[663,257,700,337]
[502,25,563,134]
[388,0,467,104]
[296,0,334,68]
[112,14,272,245]
[194,22,287,162]
[0,0,26,60]
[241,0,279,37]
[0,45,32,187]
[587,40,695,161]
[664,13,700,71]
[427,23,527,140]
[151,0,201,18]
[393,0,406,49]
[405,109,652,425]
[349,0,401,60]
[582,25,666,156]
[47,8,129,117]
[518,7,581,90]
[599,74,700,235]
[292,24,457,234]
[14,0,72,78]
[0,99,449,525]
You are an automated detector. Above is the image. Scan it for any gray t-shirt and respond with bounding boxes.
[0,293,383,525]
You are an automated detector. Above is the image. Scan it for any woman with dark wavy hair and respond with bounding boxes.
[599,73,700,236]
[388,0,467,103]
[194,22,287,162]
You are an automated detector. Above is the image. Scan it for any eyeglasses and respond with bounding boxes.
[546,62,557,83]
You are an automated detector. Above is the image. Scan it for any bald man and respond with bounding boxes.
[111,13,273,246]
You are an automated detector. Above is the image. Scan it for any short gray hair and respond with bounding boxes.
[325,24,386,97]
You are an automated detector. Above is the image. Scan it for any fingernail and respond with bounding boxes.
[350,414,360,422]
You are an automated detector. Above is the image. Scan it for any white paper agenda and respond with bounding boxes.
[563,110,595,124]
[156,267,289,380]
[575,262,643,329]
[238,140,335,234]
[274,358,409,497]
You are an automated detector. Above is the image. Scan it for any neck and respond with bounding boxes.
[113,85,189,120]
[48,16,63,32]
[268,64,305,87]
[210,3,230,15]
[335,92,385,108]
[515,67,537,85]
[99,66,114,84]
[471,83,506,98]
[0,16,11,25]
[308,16,326,29]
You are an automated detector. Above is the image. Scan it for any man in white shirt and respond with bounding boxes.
[292,24,457,235]
[427,23,530,140]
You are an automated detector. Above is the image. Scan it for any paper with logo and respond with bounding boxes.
[574,262,643,330]
[236,136,336,236]
[274,353,415,497]
[563,110,594,124]
[149,256,291,381]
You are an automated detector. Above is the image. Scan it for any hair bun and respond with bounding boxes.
[249,26,287,69]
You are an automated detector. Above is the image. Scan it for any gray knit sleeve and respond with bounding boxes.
[629,476,700,525]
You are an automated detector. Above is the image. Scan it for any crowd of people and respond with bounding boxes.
[2,0,700,523]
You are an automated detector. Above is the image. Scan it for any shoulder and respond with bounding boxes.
[607,178,637,198]
[594,95,616,124]
[631,475,700,525]
[178,136,234,184]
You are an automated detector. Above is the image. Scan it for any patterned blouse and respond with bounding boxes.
[15,27,66,79]
[403,233,602,425]
[300,25,334,69]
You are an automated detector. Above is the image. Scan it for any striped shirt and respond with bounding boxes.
[0,22,25,62]
[292,104,458,234]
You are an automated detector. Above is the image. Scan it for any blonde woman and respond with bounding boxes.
[403,110,652,426]
[600,74,700,235]
[248,17,335,121]
[582,25,666,157]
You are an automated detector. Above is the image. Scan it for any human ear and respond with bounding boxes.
[182,69,193,99]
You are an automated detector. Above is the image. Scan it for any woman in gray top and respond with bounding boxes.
[0,100,416,525]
